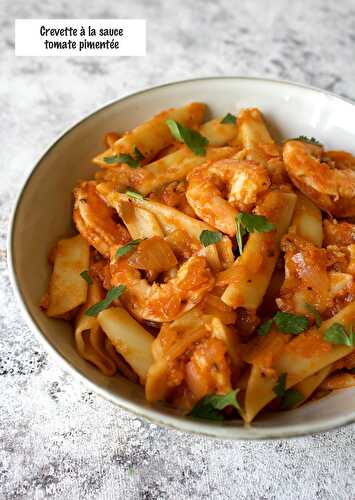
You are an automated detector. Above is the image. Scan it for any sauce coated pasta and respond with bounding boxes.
[42,103,355,423]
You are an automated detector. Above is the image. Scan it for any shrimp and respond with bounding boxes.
[283,140,355,217]
[110,237,215,322]
[324,219,355,246]
[149,180,196,217]
[146,310,235,410]
[277,234,355,319]
[73,181,130,257]
[186,158,270,236]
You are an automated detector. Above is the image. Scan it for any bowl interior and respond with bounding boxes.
[9,78,355,439]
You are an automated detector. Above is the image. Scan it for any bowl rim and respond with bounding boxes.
[7,75,355,440]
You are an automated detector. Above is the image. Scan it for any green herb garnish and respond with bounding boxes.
[199,230,223,247]
[116,239,142,258]
[104,153,140,168]
[125,189,145,200]
[133,145,145,161]
[273,374,304,409]
[85,285,126,317]
[274,311,309,335]
[305,303,321,328]
[280,389,304,410]
[166,119,209,156]
[290,136,322,146]
[221,113,237,125]
[235,213,275,254]
[80,270,93,285]
[188,389,241,421]
[273,373,287,398]
[258,318,273,336]
[323,323,355,347]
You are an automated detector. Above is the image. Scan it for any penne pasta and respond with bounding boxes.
[46,235,90,317]
[98,306,155,383]
[292,365,333,407]
[94,102,206,166]
[199,117,238,146]
[289,192,323,247]
[237,108,274,148]
[75,280,119,376]
[244,301,355,422]
[221,191,297,309]
[116,199,164,239]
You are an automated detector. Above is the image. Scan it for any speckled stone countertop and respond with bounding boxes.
[1,1,355,498]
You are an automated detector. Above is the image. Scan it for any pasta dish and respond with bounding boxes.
[41,103,355,423]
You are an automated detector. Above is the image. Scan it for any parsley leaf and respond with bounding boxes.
[166,119,209,156]
[188,389,241,421]
[235,215,247,254]
[116,239,142,258]
[274,311,309,335]
[104,153,140,168]
[258,318,273,336]
[273,374,304,409]
[290,136,322,146]
[235,213,275,255]
[273,373,287,398]
[280,389,304,410]
[199,230,223,247]
[221,113,237,125]
[125,189,144,200]
[85,285,126,317]
[323,323,355,347]
[80,270,93,285]
[133,145,145,161]
[238,213,275,233]
[305,303,321,328]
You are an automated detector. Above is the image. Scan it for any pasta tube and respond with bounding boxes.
[98,307,155,383]
[94,102,206,166]
[244,301,355,422]
[199,117,238,146]
[238,108,274,148]
[222,191,297,309]
[117,200,164,239]
[46,235,90,317]
[290,192,323,247]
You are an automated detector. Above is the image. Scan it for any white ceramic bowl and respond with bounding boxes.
[8,77,355,439]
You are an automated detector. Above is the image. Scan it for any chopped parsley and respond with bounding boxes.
[104,153,140,168]
[85,285,126,317]
[166,119,209,156]
[125,189,145,200]
[273,373,287,398]
[273,373,304,409]
[115,239,142,258]
[274,311,309,335]
[258,312,309,336]
[188,389,241,421]
[220,113,237,125]
[258,318,273,336]
[290,136,322,146]
[199,230,223,247]
[323,323,355,347]
[305,303,321,328]
[80,270,93,285]
[133,145,145,161]
[104,145,145,168]
[235,212,275,254]
[280,389,304,410]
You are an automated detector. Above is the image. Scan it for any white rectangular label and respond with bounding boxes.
[15,19,146,56]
